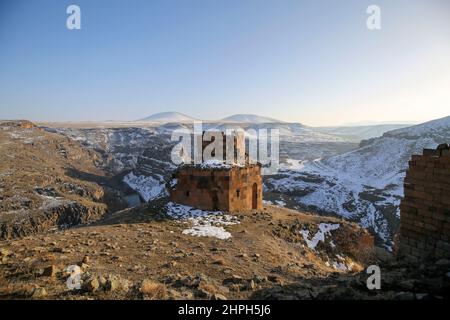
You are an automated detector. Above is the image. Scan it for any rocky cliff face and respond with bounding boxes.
[0,121,121,239]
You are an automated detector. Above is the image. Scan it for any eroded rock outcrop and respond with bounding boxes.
[0,121,119,239]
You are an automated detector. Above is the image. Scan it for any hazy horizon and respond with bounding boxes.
[1,0,449,126]
[5,110,436,128]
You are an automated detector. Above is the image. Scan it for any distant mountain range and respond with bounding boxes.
[138,112,413,141]
[220,114,282,123]
[139,112,197,123]
[339,120,419,126]
[139,112,283,124]
[316,124,413,141]
[139,111,411,126]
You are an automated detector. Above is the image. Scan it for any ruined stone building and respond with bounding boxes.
[169,131,263,211]
[398,143,450,260]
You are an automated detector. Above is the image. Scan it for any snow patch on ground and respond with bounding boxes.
[182,225,232,240]
[123,172,166,202]
[39,195,71,210]
[300,223,356,272]
[300,223,340,250]
[165,202,239,240]
[275,200,286,207]
[332,254,355,271]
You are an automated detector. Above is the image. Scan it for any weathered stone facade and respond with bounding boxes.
[169,164,263,211]
[398,143,450,260]
[169,131,263,211]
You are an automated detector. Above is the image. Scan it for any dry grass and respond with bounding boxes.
[140,279,167,300]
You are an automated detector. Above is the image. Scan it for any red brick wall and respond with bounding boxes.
[229,165,263,212]
[170,167,231,211]
[398,143,450,260]
[169,164,262,212]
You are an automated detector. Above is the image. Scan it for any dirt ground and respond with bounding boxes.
[0,203,375,300]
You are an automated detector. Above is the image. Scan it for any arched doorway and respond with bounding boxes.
[252,183,258,209]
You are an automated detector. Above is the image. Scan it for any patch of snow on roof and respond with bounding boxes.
[198,159,232,169]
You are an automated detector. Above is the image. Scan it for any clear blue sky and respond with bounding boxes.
[0,0,449,125]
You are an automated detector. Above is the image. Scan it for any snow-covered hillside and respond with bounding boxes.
[316,124,412,141]
[384,115,450,138]
[265,116,450,248]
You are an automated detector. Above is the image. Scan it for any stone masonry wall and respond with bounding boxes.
[398,143,450,260]
[169,164,262,212]
[228,165,262,212]
[170,167,231,211]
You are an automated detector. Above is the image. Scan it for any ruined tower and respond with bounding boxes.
[168,131,263,211]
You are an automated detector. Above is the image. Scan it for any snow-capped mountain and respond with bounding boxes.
[220,114,283,123]
[265,115,450,248]
[139,112,282,124]
[316,124,412,141]
[139,112,197,123]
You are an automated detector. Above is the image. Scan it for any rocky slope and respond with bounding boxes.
[0,202,377,300]
[0,121,123,239]
[2,199,448,300]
